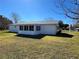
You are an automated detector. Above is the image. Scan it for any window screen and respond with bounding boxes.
[36,26,41,31]
[24,25,28,31]
[20,25,23,30]
[29,25,34,31]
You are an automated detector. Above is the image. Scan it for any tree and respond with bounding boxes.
[0,15,12,30]
[63,24,69,30]
[55,0,79,21]
[58,20,64,28]
[11,12,20,24]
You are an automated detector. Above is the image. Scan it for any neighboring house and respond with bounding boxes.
[9,20,59,35]
[75,28,79,31]
[75,24,79,31]
[0,22,2,28]
[74,20,79,31]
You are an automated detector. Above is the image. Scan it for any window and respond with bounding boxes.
[14,25,16,28]
[24,25,28,31]
[20,25,23,30]
[36,26,41,31]
[29,25,34,31]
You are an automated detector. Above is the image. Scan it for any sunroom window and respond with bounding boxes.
[29,25,34,31]
[36,26,41,31]
[20,25,23,31]
[24,25,28,31]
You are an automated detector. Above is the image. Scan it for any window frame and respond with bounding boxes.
[36,26,41,31]
[29,25,34,31]
[19,25,23,31]
[24,25,28,31]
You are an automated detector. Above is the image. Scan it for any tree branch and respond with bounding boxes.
[65,13,79,19]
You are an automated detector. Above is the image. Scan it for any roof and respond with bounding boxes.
[76,28,79,29]
[10,20,59,25]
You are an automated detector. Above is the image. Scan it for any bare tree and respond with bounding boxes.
[55,0,79,21]
[11,12,20,24]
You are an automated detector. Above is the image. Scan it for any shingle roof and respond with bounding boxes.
[11,20,58,25]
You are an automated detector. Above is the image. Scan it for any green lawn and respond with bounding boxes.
[0,30,79,59]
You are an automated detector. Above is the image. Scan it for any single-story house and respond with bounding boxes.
[9,20,60,35]
[75,28,79,31]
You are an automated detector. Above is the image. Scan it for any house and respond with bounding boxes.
[9,20,59,35]
[73,23,79,31]
[75,28,79,31]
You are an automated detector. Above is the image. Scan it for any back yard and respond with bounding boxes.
[0,30,79,59]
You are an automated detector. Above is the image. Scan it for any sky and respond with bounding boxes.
[0,0,74,24]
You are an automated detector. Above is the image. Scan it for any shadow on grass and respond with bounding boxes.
[4,31,73,39]
[5,31,17,33]
[16,34,46,39]
[56,33,74,38]
[16,33,74,39]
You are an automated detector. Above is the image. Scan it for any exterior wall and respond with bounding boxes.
[34,25,41,35]
[9,25,19,32]
[34,24,57,35]
[18,25,36,35]
[18,31,36,35]
[75,28,79,31]
[10,24,58,35]
[41,24,57,35]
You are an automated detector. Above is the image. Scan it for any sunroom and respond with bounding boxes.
[18,25,41,35]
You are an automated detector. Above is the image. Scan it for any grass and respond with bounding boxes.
[0,30,79,59]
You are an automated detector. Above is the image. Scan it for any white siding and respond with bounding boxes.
[9,25,19,32]
[34,24,57,35]
[10,24,58,35]
[41,24,57,35]
[34,25,41,35]
[18,25,36,35]
[18,31,35,35]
